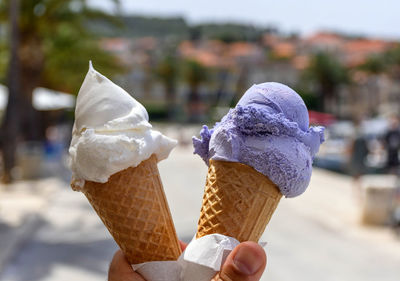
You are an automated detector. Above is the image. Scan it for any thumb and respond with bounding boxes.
[214,242,266,281]
[108,250,146,281]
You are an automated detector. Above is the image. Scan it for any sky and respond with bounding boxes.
[89,0,400,39]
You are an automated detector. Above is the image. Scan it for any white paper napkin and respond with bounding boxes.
[131,234,240,281]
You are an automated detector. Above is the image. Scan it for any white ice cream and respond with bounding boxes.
[69,62,177,188]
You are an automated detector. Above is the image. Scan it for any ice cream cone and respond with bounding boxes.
[71,155,181,264]
[196,159,282,242]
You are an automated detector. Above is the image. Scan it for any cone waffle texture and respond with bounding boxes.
[74,155,181,264]
[196,159,282,242]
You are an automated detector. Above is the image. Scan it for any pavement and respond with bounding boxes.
[0,145,399,281]
[0,178,62,273]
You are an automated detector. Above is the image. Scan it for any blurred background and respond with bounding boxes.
[0,0,400,280]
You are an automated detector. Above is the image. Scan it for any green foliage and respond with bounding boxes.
[384,44,400,66]
[143,102,169,121]
[154,55,179,88]
[299,52,349,112]
[359,55,387,74]
[303,52,349,94]
[153,54,181,120]
[267,51,292,62]
[295,88,319,111]
[183,60,208,88]
[89,15,269,43]
[355,44,400,76]
[0,0,124,94]
[0,33,8,84]
[90,15,189,39]
[192,23,265,42]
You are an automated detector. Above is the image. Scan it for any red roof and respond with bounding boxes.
[305,32,344,46]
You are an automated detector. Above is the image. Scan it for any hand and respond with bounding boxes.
[211,241,267,281]
[108,250,145,281]
[108,241,267,281]
[108,241,187,281]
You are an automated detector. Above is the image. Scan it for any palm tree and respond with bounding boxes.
[155,55,179,120]
[183,59,208,122]
[0,0,122,182]
[1,0,20,183]
[303,52,349,114]
[385,44,400,79]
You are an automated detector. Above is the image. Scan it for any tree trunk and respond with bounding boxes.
[1,0,21,183]
[1,1,44,182]
[188,84,201,122]
[321,83,336,114]
[19,33,44,141]
[165,83,176,120]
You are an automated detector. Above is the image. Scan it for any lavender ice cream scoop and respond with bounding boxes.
[193,82,325,198]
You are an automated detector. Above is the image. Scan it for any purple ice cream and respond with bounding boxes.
[193,82,325,198]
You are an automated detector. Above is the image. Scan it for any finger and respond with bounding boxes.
[108,250,146,281]
[179,240,188,251]
[215,242,266,281]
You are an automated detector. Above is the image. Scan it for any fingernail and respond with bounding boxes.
[233,246,263,275]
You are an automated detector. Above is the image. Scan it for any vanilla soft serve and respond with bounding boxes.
[69,62,177,188]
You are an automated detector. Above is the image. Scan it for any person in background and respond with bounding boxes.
[348,121,369,200]
[384,115,400,175]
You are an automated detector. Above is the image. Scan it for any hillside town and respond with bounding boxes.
[99,30,400,123]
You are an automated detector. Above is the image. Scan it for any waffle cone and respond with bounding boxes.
[71,155,181,264]
[196,159,282,242]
